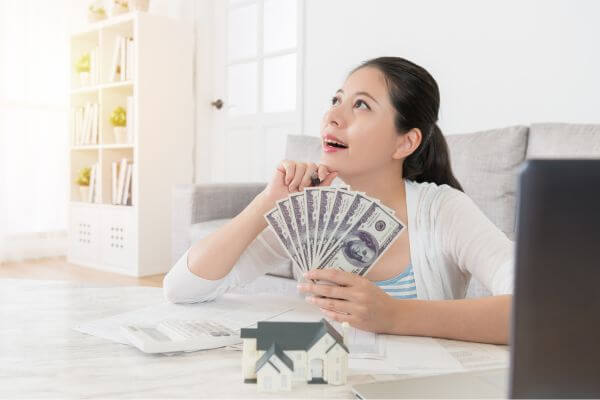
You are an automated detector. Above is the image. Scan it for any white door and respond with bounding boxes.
[310,358,324,379]
[211,0,304,183]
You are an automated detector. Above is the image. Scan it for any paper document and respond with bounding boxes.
[331,321,385,359]
[384,335,464,373]
[349,335,509,376]
[74,292,297,345]
[436,338,509,371]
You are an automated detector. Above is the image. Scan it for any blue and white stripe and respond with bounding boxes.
[374,264,417,299]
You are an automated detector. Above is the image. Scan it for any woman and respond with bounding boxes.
[163,57,514,345]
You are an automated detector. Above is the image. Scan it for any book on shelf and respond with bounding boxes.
[72,103,99,146]
[110,35,135,82]
[122,162,133,205]
[112,158,134,206]
[111,162,118,204]
[88,163,100,203]
[126,37,134,81]
[119,36,126,82]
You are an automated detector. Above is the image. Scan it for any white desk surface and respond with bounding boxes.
[0,278,508,398]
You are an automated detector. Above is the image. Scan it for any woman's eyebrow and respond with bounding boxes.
[336,89,380,105]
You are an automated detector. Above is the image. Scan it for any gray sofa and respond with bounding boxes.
[171,123,600,298]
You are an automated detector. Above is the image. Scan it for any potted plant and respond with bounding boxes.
[76,166,92,202]
[88,1,107,22]
[110,106,127,144]
[111,0,129,16]
[75,52,91,86]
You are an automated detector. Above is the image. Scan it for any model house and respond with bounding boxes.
[241,319,349,392]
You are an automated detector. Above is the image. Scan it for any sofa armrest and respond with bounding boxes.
[171,182,267,264]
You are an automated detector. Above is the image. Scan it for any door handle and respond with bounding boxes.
[211,99,224,109]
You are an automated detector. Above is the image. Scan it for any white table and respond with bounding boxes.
[0,278,508,398]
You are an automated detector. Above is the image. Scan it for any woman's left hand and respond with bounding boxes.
[297,268,402,333]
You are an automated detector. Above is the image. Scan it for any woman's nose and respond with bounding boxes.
[325,105,346,129]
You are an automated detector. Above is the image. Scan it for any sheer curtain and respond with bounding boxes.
[0,0,70,262]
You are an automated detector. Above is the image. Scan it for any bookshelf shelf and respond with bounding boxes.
[68,12,193,277]
[70,81,133,95]
[102,144,135,149]
[71,86,99,95]
[71,145,101,150]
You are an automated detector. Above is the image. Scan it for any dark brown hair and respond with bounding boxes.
[352,57,463,192]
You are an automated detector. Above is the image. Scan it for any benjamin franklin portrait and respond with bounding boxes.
[342,230,379,270]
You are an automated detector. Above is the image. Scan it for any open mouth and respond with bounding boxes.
[323,139,349,149]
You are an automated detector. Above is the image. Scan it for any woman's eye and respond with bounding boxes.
[330,96,340,106]
[355,99,370,110]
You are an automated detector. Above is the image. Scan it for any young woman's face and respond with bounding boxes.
[319,66,402,178]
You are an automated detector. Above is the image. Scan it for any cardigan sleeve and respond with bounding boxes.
[162,226,293,304]
[435,187,515,296]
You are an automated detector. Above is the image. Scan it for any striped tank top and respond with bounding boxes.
[374,264,417,299]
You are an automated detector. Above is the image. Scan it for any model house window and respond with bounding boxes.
[297,367,305,378]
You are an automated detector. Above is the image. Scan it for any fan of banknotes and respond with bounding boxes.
[264,186,406,277]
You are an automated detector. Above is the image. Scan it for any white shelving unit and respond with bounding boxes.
[68,12,193,277]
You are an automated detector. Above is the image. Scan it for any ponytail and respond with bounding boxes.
[403,124,464,192]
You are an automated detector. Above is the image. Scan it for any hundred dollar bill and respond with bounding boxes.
[318,202,405,277]
[353,191,395,215]
[316,193,375,268]
[276,198,308,271]
[304,188,320,268]
[314,187,337,267]
[317,189,356,263]
[289,192,310,270]
[264,208,304,274]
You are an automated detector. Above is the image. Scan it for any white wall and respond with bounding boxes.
[302,0,600,136]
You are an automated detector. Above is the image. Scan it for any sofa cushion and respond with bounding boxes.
[527,123,600,159]
[445,126,529,241]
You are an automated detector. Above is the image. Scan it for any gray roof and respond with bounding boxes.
[241,318,349,353]
[255,342,294,373]
[240,327,257,338]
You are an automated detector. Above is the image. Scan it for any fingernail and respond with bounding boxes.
[305,296,314,303]
[297,284,307,291]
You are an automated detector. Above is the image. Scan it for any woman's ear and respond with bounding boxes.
[392,128,422,160]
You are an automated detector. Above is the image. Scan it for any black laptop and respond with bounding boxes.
[352,159,600,399]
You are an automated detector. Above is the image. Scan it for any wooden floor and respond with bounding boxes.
[0,257,165,287]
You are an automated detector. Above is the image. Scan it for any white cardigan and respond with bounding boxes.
[163,180,515,304]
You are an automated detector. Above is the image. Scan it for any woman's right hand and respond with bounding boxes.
[260,160,338,207]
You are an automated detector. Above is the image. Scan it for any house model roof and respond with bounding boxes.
[255,342,294,373]
[240,318,349,353]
